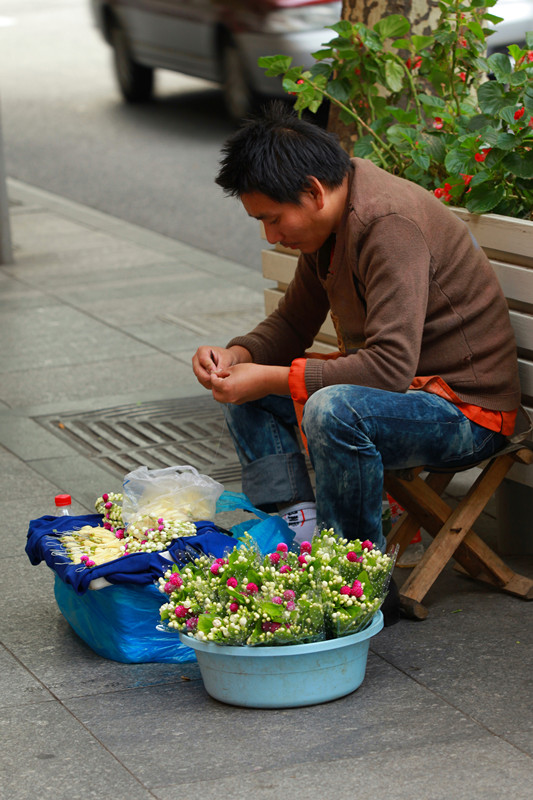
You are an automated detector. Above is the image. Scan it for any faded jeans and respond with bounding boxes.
[222,385,506,552]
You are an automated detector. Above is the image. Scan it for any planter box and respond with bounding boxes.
[260,211,533,543]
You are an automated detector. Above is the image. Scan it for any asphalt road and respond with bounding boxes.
[0,0,265,269]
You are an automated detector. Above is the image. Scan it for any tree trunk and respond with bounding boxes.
[329,0,441,147]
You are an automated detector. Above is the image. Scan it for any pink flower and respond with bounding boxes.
[186,617,198,630]
[80,555,88,562]
[115,529,124,539]
[169,572,182,587]
[286,601,296,611]
[300,541,312,553]
[361,540,374,551]
[246,582,259,593]
[229,602,239,612]
[85,559,95,568]
[283,590,296,600]
[140,539,147,545]
[164,582,174,594]
[269,552,281,564]
[272,596,283,605]
[157,518,164,524]
[262,621,282,632]
[433,117,443,129]
[346,551,358,562]
[351,580,364,598]
[226,577,238,588]
[158,525,164,532]
[104,501,112,509]
[340,585,352,595]
[215,558,226,565]
[298,555,308,565]
[210,563,220,574]
[280,565,292,573]
[102,493,109,501]
[174,605,188,618]
[276,542,288,553]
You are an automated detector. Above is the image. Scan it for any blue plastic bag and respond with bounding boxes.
[216,491,294,554]
[54,576,196,663]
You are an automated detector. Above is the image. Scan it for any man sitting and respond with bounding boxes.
[192,103,520,588]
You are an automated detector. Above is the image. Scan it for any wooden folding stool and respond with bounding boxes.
[384,407,533,620]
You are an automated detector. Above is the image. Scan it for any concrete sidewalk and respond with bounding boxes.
[1,181,531,800]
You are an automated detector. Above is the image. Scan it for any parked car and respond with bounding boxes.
[89,0,342,120]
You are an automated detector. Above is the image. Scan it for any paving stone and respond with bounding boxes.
[0,701,155,800]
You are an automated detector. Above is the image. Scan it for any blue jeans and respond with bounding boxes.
[222,386,506,552]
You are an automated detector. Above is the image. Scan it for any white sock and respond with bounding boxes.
[279,502,317,544]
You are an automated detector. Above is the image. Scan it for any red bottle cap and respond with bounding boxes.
[55,494,72,507]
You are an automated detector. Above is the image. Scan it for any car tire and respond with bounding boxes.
[110,23,154,103]
[221,38,257,121]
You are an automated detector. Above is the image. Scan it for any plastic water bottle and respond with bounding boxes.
[54,494,72,516]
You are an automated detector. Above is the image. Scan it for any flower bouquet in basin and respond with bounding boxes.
[159,529,395,647]
[159,530,396,707]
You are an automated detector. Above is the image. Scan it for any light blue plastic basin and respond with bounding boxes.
[179,610,383,708]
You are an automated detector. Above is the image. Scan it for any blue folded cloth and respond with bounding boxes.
[26,514,235,595]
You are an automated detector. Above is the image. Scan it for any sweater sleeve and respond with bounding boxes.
[304,214,432,395]
[227,251,330,366]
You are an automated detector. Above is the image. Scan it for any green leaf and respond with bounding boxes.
[444,148,473,175]
[411,35,434,51]
[311,48,334,60]
[387,106,418,124]
[374,14,410,40]
[470,172,491,187]
[352,135,374,158]
[197,613,215,634]
[477,81,508,115]
[467,20,485,41]
[384,60,405,93]
[465,184,505,214]
[482,14,504,24]
[502,152,533,179]
[487,52,513,82]
[418,93,446,110]
[329,20,354,39]
[496,132,518,150]
[466,113,490,131]
[412,150,430,171]
[327,78,352,104]
[499,105,523,125]
[509,71,527,87]
[258,55,293,76]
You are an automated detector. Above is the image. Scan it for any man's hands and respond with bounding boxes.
[192,345,247,389]
[192,345,290,404]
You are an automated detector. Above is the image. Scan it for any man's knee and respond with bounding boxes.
[303,385,357,442]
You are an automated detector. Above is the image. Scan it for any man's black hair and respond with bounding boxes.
[215,102,351,204]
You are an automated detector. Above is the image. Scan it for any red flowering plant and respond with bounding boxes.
[159,529,395,646]
[259,0,533,219]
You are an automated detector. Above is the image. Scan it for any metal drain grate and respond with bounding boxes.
[35,396,242,484]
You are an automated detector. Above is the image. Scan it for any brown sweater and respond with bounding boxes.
[229,159,521,411]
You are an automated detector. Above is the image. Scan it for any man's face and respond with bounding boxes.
[241,189,332,254]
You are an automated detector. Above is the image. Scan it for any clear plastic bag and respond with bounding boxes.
[122,465,224,526]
